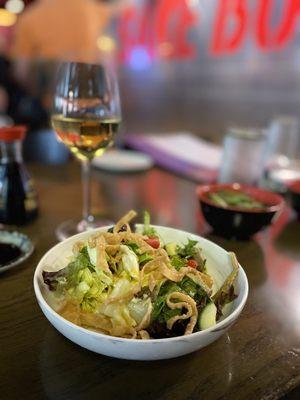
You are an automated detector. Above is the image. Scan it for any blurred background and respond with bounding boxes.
[1,0,300,161]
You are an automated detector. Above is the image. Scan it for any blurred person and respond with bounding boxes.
[12,0,128,65]
[11,0,129,104]
[0,32,47,129]
[0,55,48,129]
[10,0,129,162]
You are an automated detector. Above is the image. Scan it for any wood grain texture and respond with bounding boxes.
[0,162,299,400]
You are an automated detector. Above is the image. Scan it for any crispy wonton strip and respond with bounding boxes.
[105,284,141,304]
[141,256,165,275]
[113,210,137,233]
[101,231,154,254]
[166,292,198,335]
[72,241,85,255]
[109,324,137,338]
[61,302,139,339]
[158,249,213,293]
[118,232,155,253]
[148,273,156,292]
[105,245,121,255]
[79,311,113,333]
[59,302,81,325]
[136,301,153,331]
[137,330,150,339]
[94,235,111,274]
[87,232,106,248]
[212,252,239,302]
[80,308,138,338]
[141,256,212,295]
[86,234,111,274]
[186,270,213,292]
[130,331,138,339]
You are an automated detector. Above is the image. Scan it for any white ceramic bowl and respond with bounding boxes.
[33,225,248,361]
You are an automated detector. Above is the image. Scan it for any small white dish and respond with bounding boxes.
[92,149,153,173]
[34,225,248,361]
[0,231,34,273]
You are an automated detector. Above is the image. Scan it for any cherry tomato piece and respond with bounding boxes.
[145,237,160,249]
[187,259,198,269]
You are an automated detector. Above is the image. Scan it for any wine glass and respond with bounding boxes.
[52,62,121,240]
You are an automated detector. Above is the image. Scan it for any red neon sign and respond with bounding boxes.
[118,0,198,62]
[118,0,300,63]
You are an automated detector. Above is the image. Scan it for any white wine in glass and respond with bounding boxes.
[51,115,120,160]
[52,62,121,240]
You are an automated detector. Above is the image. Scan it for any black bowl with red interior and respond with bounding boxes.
[196,183,285,240]
[287,180,300,217]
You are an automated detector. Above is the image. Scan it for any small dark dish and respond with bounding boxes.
[196,183,284,239]
[0,231,34,273]
[287,180,300,217]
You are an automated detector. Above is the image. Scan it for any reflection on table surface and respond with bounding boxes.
[0,162,299,400]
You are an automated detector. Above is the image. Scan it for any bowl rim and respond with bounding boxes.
[196,183,285,214]
[33,224,249,343]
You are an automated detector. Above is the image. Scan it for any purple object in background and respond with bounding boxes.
[125,133,221,182]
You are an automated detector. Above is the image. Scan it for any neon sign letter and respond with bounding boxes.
[211,0,248,55]
[156,0,198,58]
[275,0,300,48]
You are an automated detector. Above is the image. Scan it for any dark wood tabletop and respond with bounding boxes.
[0,161,299,400]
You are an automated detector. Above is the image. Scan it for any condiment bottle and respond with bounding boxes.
[0,126,38,225]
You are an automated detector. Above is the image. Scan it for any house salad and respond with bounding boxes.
[42,210,239,339]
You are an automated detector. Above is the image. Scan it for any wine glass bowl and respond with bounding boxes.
[51,62,121,240]
[52,62,121,161]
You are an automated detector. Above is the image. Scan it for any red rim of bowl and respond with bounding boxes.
[0,125,27,141]
[287,180,300,194]
[196,183,285,214]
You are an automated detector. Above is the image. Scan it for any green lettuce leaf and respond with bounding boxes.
[44,246,113,313]
[128,297,152,325]
[109,277,133,299]
[177,239,198,259]
[120,245,140,281]
[125,242,139,253]
[170,255,187,271]
[139,253,153,265]
[143,210,157,237]
[125,241,153,266]
[100,302,137,328]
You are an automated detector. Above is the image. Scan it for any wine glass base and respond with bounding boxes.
[55,218,113,241]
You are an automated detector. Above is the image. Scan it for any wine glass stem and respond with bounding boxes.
[81,159,93,225]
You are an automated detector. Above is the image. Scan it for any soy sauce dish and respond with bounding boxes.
[197,183,284,239]
[0,231,34,273]
[34,224,248,361]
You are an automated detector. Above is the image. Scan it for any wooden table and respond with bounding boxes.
[1,162,299,400]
